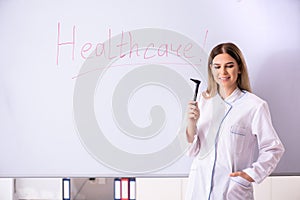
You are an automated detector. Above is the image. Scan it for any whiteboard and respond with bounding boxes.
[0,0,299,177]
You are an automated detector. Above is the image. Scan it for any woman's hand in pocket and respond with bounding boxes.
[230,171,254,182]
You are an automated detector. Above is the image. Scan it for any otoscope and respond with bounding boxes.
[190,78,201,101]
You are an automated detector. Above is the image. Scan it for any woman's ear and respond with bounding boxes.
[238,67,242,74]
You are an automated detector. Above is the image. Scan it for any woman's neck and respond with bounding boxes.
[218,86,238,99]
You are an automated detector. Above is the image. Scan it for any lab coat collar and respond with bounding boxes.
[223,87,245,104]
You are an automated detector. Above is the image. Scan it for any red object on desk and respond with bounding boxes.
[121,178,129,200]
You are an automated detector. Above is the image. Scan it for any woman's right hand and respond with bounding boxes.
[187,100,200,122]
[186,100,200,143]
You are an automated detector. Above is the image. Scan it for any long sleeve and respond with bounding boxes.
[243,101,285,183]
[186,133,201,157]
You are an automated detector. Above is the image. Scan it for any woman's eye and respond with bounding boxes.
[213,65,220,69]
[226,65,234,68]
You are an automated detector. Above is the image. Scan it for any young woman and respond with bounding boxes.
[185,42,284,200]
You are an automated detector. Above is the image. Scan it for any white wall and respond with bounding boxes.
[15,178,61,200]
[0,179,14,200]
[136,177,300,200]
[1,177,300,200]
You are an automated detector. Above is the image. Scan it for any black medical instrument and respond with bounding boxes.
[190,78,201,101]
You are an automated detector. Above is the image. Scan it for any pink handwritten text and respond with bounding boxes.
[56,22,209,66]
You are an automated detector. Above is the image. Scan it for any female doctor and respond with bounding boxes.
[185,42,284,200]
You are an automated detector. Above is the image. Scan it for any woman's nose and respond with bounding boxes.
[220,66,227,74]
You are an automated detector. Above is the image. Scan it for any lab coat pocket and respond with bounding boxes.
[226,176,253,200]
[230,125,249,154]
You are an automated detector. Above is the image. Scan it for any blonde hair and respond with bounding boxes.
[204,42,252,98]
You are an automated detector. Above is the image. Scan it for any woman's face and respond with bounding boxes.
[211,53,240,92]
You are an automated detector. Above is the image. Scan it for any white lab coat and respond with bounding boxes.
[185,88,285,200]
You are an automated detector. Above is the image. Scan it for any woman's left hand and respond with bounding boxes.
[229,171,254,182]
